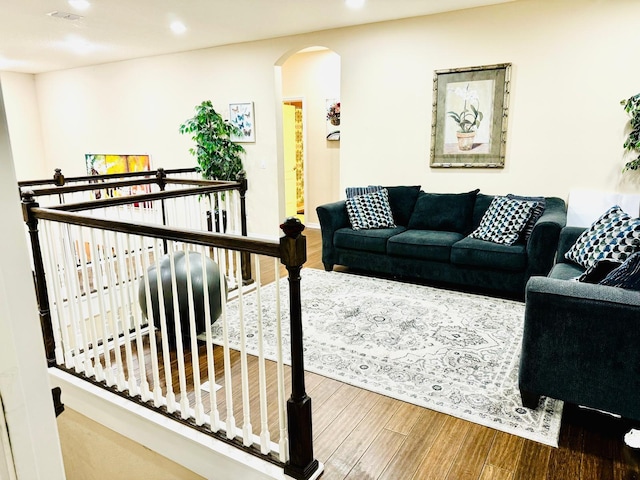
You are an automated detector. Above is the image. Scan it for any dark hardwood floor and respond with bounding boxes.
[296,228,640,480]
[122,227,640,479]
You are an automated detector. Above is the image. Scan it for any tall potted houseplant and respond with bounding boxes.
[179,100,245,230]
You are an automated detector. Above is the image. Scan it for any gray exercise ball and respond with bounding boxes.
[138,251,226,346]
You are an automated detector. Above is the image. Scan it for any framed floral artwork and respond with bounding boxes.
[430,63,511,168]
[229,102,255,142]
[326,98,340,141]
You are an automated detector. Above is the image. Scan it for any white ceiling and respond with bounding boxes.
[0,0,514,74]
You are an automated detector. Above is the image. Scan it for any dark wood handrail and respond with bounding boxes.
[42,184,242,212]
[22,177,238,198]
[29,206,280,257]
[18,167,197,188]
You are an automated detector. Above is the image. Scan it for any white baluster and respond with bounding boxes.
[186,249,205,425]
[129,234,151,401]
[218,250,237,439]
[168,243,190,418]
[89,230,115,387]
[154,241,176,413]
[236,250,253,447]
[113,231,139,397]
[204,245,221,433]
[41,221,66,366]
[275,260,289,462]
[59,225,85,374]
[100,230,126,391]
[255,258,271,454]
[76,227,98,380]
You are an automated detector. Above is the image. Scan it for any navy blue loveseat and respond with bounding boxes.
[519,226,640,421]
[316,186,566,298]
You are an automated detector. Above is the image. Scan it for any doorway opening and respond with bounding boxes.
[283,99,305,222]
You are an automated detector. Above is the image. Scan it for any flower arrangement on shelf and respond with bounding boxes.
[621,93,640,172]
[447,84,483,133]
[327,101,340,126]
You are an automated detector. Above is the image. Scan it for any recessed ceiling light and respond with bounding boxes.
[345,0,365,9]
[68,0,90,11]
[170,20,187,35]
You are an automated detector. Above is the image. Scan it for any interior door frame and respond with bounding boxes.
[282,96,307,221]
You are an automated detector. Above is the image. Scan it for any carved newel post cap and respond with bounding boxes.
[279,217,306,267]
[21,190,35,202]
[53,168,65,186]
[280,217,305,238]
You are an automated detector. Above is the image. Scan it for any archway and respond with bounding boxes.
[275,46,341,228]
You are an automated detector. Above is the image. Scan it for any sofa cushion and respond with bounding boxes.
[384,185,421,226]
[548,261,585,280]
[408,189,479,234]
[565,205,640,269]
[600,252,640,290]
[334,226,406,254]
[469,196,539,246]
[451,236,527,272]
[472,193,495,229]
[346,188,396,230]
[388,230,464,262]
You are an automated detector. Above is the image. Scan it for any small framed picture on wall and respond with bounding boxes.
[326,98,340,141]
[229,102,255,142]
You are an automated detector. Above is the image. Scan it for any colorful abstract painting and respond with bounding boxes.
[85,154,151,199]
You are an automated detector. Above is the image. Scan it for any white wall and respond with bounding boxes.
[3,0,640,238]
[0,77,66,480]
[0,72,47,179]
[282,49,341,226]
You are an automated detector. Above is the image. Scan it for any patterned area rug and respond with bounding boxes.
[212,268,563,446]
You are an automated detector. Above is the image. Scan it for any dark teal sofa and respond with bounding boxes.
[316,187,567,298]
[519,226,640,422]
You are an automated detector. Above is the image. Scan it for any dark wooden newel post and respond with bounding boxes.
[238,171,252,283]
[156,168,169,254]
[21,191,56,366]
[280,217,319,480]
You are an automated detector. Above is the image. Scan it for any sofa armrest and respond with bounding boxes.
[555,226,586,263]
[525,197,566,277]
[316,200,350,269]
[520,276,640,419]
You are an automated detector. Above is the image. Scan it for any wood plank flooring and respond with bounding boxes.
[297,228,640,480]
[116,227,640,479]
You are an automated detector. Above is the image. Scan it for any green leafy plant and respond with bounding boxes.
[179,100,245,181]
[621,93,640,172]
[447,84,483,133]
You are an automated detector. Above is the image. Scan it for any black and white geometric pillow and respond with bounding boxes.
[506,194,546,242]
[565,205,640,269]
[469,196,538,245]
[346,188,396,230]
[345,185,382,198]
